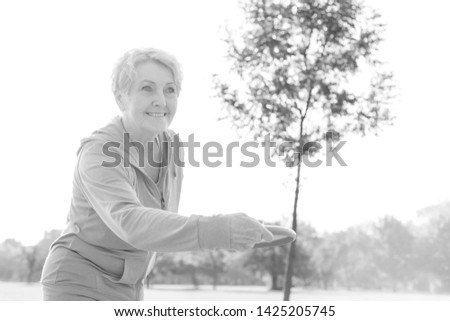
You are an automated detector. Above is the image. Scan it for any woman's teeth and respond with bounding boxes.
[146,112,166,117]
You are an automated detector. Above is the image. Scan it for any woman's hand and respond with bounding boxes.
[228,213,274,251]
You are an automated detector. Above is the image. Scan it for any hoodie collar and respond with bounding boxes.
[77,115,173,175]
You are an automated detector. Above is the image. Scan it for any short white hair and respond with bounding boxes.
[111,48,183,96]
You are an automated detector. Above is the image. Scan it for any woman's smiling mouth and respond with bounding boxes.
[145,112,167,118]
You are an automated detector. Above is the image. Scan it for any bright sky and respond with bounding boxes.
[0,0,449,246]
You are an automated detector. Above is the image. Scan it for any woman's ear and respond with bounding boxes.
[115,93,126,111]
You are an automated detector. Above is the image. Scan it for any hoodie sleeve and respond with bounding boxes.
[75,141,231,252]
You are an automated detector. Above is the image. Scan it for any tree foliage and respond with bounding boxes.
[214,0,394,158]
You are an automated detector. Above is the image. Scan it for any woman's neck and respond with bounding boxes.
[120,116,164,165]
[120,116,158,143]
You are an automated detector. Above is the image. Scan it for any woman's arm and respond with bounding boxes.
[75,141,231,252]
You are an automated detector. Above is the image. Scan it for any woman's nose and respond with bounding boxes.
[152,91,166,107]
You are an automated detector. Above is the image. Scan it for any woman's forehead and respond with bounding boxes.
[134,61,175,84]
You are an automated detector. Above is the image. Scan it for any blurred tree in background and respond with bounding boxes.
[213,0,394,300]
[334,227,379,290]
[23,245,38,284]
[417,202,450,292]
[244,238,288,290]
[311,233,341,289]
[373,216,415,292]
[0,239,27,281]
[0,230,60,283]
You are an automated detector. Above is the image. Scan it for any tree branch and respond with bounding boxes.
[303,82,314,123]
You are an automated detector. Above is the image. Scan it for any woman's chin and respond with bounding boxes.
[143,120,169,134]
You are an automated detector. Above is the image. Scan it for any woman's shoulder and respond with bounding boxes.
[75,138,136,185]
[77,140,120,170]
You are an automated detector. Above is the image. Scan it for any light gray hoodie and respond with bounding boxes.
[41,116,231,288]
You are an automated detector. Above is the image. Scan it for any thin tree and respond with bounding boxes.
[23,245,38,284]
[213,0,394,300]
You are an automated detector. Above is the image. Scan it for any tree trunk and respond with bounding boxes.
[27,270,33,284]
[283,91,310,301]
[209,251,218,290]
[212,273,217,290]
[346,281,352,291]
[283,153,302,300]
[271,272,281,290]
[191,270,199,290]
[25,249,36,284]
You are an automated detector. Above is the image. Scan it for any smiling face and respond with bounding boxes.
[117,61,178,141]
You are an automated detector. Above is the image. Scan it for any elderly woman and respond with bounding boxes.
[40,48,273,301]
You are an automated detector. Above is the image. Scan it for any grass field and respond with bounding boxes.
[2,282,450,301]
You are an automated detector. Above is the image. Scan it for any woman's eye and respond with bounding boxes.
[166,87,176,94]
[142,86,153,91]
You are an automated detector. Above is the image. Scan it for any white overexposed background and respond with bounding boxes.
[0,0,449,246]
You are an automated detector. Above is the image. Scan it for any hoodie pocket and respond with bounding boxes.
[103,257,144,285]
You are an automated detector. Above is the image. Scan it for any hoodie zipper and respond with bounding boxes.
[156,134,167,210]
[161,196,166,210]
[118,119,169,211]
